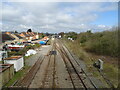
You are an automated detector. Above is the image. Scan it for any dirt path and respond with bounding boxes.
[25,45,51,66]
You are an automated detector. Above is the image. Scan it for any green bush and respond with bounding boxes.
[8,51,17,57]
[80,30,119,57]
[65,29,119,57]
[33,43,41,48]
[25,44,40,49]
[65,32,78,40]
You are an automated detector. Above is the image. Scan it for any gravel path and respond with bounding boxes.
[25,45,51,66]
[29,56,50,88]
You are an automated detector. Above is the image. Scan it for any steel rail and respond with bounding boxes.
[62,41,98,89]
[59,39,98,89]
[16,55,44,87]
[61,46,87,89]
[41,41,56,88]
[9,41,55,89]
[56,42,88,89]
[56,46,76,90]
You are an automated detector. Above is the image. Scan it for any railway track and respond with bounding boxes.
[62,41,98,89]
[6,39,98,89]
[8,42,55,89]
[41,42,57,88]
[6,55,45,89]
[56,42,86,89]
[14,55,44,87]
[56,39,97,89]
[18,40,56,88]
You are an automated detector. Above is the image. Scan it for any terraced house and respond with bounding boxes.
[2,32,15,44]
[5,32,23,43]
[19,29,39,41]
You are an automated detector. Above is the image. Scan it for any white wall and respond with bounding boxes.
[4,57,24,72]
[36,35,39,39]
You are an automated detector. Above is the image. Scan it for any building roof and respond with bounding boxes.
[21,32,30,37]
[4,56,22,60]
[2,34,15,42]
[14,34,23,39]
[0,64,13,72]
[26,32,34,36]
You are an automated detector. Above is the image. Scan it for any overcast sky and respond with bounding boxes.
[0,0,118,33]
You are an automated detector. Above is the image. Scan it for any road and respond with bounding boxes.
[12,39,105,89]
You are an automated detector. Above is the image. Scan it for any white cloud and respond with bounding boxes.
[98,25,106,28]
[19,24,33,29]
[40,25,56,29]
[1,2,118,33]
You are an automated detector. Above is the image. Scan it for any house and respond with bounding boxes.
[43,36,49,41]
[5,32,23,43]
[26,29,39,41]
[19,32,31,41]
[3,56,24,72]
[11,33,23,42]
[19,29,39,41]
[2,30,39,44]
[0,64,14,87]
[19,32,30,38]
[2,33,15,44]
[26,31,34,41]
[33,32,39,40]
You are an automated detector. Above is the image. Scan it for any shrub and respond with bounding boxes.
[84,30,118,57]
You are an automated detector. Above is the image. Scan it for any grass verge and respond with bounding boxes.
[4,65,30,87]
